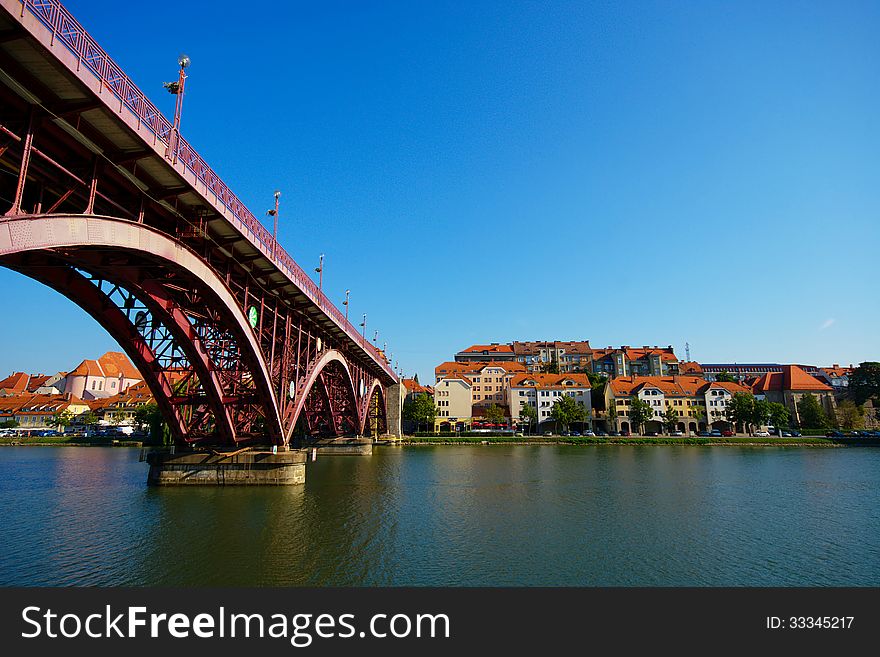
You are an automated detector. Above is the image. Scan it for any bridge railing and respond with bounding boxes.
[18,0,395,379]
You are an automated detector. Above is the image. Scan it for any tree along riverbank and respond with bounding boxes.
[399,435,842,447]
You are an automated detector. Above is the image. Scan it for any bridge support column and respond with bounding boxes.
[145,449,306,485]
[385,382,404,438]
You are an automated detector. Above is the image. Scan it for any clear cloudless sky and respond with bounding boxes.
[1,0,878,381]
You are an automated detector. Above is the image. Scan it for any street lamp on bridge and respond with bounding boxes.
[343,289,350,322]
[266,190,281,258]
[163,53,190,164]
[315,253,324,290]
[360,313,367,340]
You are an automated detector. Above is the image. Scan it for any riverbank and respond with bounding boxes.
[398,435,841,447]
[0,436,143,447]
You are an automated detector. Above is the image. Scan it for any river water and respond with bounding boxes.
[1,445,878,586]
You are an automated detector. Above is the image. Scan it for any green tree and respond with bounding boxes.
[627,396,655,435]
[549,394,586,432]
[79,411,98,427]
[0,419,19,429]
[849,362,880,405]
[49,409,73,433]
[836,399,864,431]
[484,403,505,426]
[606,399,618,431]
[725,392,755,433]
[751,398,771,431]
[662,407,679,433]
[767,402,791,431]
[797,393,830,430]
[519,402,538,433]
[404,393,436,432]
[547,357,560,374]
[716,370,736,383]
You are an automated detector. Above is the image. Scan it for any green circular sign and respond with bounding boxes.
[247,306,259,328]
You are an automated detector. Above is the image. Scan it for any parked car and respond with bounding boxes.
[709,430,722,437]
[825,430,845,438]
[595,431,608,437]
[754,430,771,437]
[697,431,711,437]
[514,432,524,437]
[721,430,734,437]
[583,430,595,436]
[789,430,801,437]
[645,431,659,437]
[671,430,684,436]
[619,430,631,437]
[543,431,553,437]
[570,431,581,437]
[608,431,620,436]
[561,431,571,436]
[781,431,792,437]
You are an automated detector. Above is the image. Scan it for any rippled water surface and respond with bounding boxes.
[1,446,878,586]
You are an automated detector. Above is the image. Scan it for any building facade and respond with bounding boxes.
[508,373,592,429]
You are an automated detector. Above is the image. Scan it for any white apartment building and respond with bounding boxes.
[508,373,592,429]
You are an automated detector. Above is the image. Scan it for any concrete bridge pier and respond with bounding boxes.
[145,448,306,485]
[385,382,404,438]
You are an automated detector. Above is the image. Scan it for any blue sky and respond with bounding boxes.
[1,0,878,381]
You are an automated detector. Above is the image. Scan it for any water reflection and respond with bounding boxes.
[0,445,878,586]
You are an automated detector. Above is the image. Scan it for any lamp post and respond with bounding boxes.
[164,54,190,164]
[373,330,379,344]
[343,289,350,322]
[266,190,281,258]
[315,254,324,290]
[360,314,366,340]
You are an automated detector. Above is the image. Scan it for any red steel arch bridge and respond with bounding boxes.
[0,0,401,447]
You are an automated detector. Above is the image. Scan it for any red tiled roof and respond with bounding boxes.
[678,361,703,374]
[752,365,833,393]
[0,372,30,392]
[510,373,592,389]
[402,379,434,395]
[459,344,514,354]
[608,376,749,397]
[97,352,141,380]
[435,361,526,377]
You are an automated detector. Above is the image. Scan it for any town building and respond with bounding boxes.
[751,365,836,424]
[700,363,822,382]
[454,344,516,363]
[508,373,592,429]
[63,351,142,400]
[601,376,751,434]
[433,374,473,432]
[87,381,154,427]
[815,364,854,390]
[0,393,90,431]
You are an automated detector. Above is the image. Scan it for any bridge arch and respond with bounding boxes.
[360,379,388,437]
[285,349,361,440]
[0,214,282,444]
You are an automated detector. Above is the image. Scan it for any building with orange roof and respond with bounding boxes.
[0,393,90,431]
[453,340,680,376]
[63,351,143,400]
[508,373,593,429]
[0,372,31,396]
[751,365,836,424]
[600,375,751,434]
[454,343,517,363]
[88,380,154,427]
[434,360,526,383]
[816,364,854,390]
